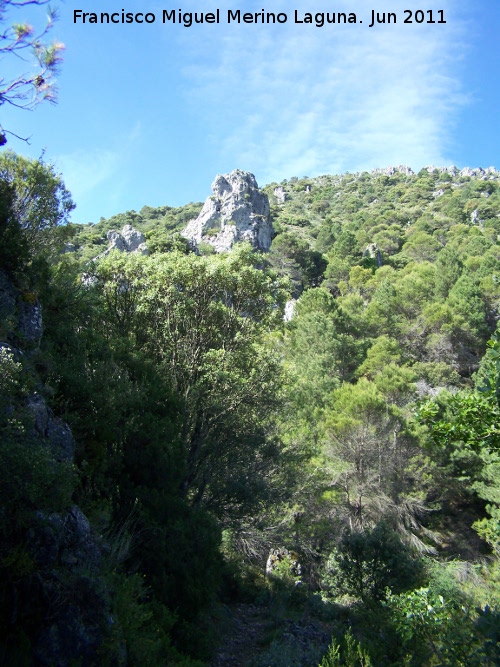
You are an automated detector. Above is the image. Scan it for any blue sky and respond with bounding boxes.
[1,0,499,223]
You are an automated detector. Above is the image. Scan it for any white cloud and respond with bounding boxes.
[180,0,468,183]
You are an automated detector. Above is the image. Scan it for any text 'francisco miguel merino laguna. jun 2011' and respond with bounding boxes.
[73,8,447,28]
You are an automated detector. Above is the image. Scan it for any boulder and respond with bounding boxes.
[182,169,273,253]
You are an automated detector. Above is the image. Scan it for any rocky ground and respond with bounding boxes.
[209,602,333,667]
[209,603,275,667]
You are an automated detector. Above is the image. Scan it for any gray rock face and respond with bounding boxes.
[182,169,273,253]
[29,506,102,573]
[425,165,459,176]
[274,186,287,204]
[96,224,149,259]
[106,229,127,252]
[0,270,16,331]
[120,224,148,253]
[0,270,118,666]
[459,166,498,179]
[284,299,296,322]
[17,295,43,348]
[28,393,76,463]
[371,165,414,177]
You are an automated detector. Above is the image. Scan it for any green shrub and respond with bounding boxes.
[323,523,423,602]
[319,630,373,667]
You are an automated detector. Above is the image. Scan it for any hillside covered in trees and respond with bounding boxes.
[1,153,500,666]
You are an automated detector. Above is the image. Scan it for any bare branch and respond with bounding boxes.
[0,0,64,140]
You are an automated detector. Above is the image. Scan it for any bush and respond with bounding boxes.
[319,630,372,667]
[323,523,423,602]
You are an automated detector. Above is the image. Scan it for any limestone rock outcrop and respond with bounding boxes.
[284,299,297,322]
[182,169,273,253]
[95,224,149,260]
[274,186,287,204]
[371,165,414,177]
[424,165,499,180]
[459,166,498,179]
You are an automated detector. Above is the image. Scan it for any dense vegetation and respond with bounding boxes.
[1,153,500,665]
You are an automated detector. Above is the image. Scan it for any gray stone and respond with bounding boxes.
[28,393,50,436]
[106,228,128,252]
[274,186,287,204]
[46,417,76,463]
[182,170,274,253]
[121,224,146,252]
[26,392,76,462]
[29,512,65,568]
[0,270,16,332]
[284,299,296,322]
[425,165,459,176]
[266,547,302,578]
[0,264,121,667]
[60,506,102,571]
[17,295,43,347]
[94,225,148,260]
[371,165,414,177]
[459,166,499,180]
[136,242,150,255]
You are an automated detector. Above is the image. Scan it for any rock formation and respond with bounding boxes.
[182,169,273,253]
[274,186,287,204]
[266,547,302,579]
[0,269,120,666]
[284,299,296,322]
[94,224,149,260]
[371,165,414,177]
[368,165,500,180]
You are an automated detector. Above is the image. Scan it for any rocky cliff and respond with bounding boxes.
[182,169,273,252]
[0,269,120,666]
